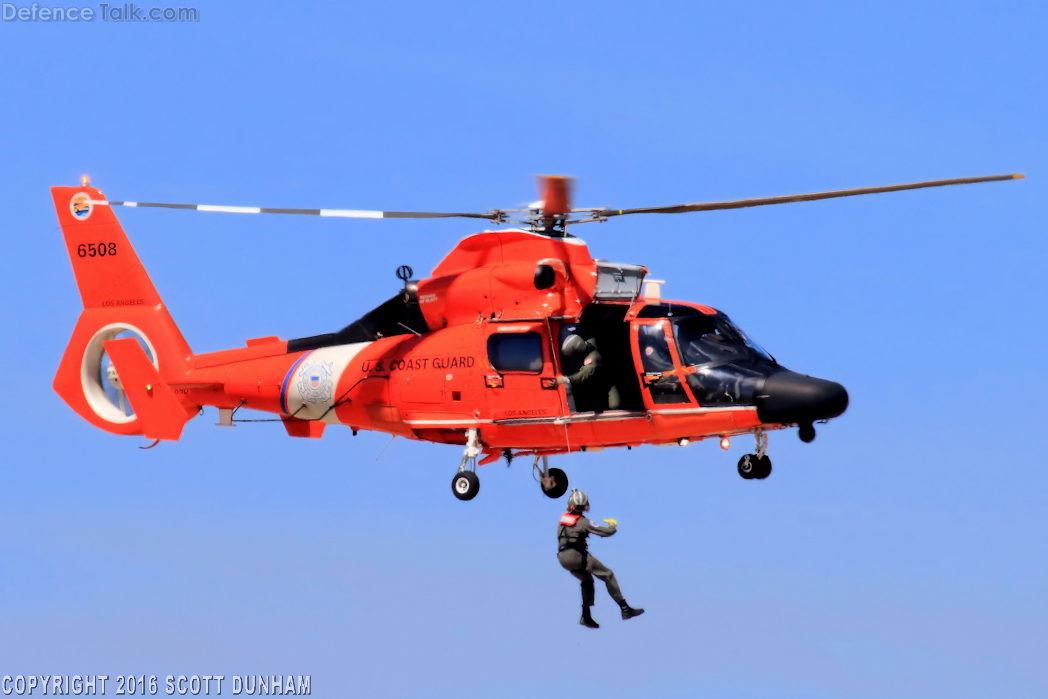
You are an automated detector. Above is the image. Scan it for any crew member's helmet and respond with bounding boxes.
[567,488,589,511]
[562,334,588,357]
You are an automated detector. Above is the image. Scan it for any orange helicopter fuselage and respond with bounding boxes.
[52,185,845,459]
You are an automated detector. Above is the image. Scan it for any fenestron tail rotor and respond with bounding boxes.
[84,172,1023,236]
[105,361,128,415]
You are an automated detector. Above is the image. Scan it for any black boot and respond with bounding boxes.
[580,606,599,629]
[619,600,645,620]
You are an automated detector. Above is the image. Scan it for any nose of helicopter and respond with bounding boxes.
[756,370,849,425]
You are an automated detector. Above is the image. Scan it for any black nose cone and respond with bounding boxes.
[756,370,849,425]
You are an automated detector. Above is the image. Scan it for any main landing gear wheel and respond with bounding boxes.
[533,456,569,499]
[542,467,569,499]
[738,454,772,480]
[451,427,482,501]
[452,471,480,500]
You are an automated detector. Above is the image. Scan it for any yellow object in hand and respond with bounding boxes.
[604,518,618,526]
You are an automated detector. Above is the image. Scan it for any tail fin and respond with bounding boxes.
[51,185,193,437]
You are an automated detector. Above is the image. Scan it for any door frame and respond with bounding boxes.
[630,318,699,408]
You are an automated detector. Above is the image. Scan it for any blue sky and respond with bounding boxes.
[1,1,1045,697]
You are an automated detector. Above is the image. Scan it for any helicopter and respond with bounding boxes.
[50,172,1022,500]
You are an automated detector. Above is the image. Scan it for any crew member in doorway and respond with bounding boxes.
[557,489,644,628]
[556,334,620,412]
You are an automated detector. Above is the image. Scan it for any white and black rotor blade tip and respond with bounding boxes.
[96,200,504,221]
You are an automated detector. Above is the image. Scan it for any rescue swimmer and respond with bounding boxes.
[557,489,644,628]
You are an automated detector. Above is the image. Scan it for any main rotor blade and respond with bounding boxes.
[598,174,1024,218]
[94,200,503,221]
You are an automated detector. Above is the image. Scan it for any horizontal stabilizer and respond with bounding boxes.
[103,338,192,441]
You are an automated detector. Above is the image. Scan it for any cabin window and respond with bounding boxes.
[487,332,544,373]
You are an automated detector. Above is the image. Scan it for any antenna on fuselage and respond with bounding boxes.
[396,265,417,304]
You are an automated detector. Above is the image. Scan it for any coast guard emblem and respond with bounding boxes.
[296,360,334,404]
[70,192,93,221]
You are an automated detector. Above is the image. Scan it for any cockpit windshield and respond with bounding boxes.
[672,314,775,367]
[669,313,776,406]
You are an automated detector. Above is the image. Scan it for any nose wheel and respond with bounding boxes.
[738,430,772,480]
[738,453,772,479]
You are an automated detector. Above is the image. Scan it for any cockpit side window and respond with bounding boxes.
[636,321,691,405]
[637,323,675,372]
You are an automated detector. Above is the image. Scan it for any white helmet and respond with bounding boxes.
[561,334,588,357]
[567,489,589,511]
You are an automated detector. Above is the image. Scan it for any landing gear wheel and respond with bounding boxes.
[451,471,480,500]
[738,454,772,480]
[752,454,772,479]
[541,467,569,499]
[798,423,816,443]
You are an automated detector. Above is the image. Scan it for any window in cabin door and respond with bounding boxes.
[637,322,691,405]
[487,332,544,373]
